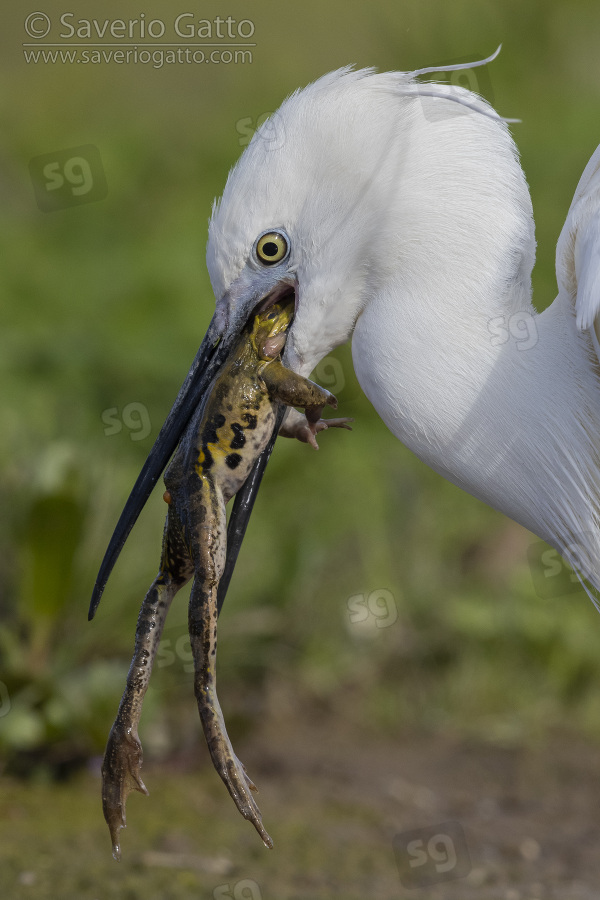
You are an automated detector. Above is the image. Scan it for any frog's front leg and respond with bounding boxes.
[262,361,353,448]
[279,408,353,449]
[102,507,193,860]
[188,485,273,848]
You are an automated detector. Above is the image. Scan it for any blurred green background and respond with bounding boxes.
[2,0,600,897]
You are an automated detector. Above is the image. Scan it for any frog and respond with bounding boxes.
[101,298,351,860]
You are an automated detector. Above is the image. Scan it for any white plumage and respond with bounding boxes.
[206,53,600,595]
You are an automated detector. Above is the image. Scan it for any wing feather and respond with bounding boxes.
[556,144,600,343]
[575,211,600,332]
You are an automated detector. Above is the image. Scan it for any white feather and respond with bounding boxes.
[206,56,600,595]
[556,144,600,339]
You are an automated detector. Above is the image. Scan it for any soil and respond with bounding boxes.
[4,719,600,899]
[236,720,600,899]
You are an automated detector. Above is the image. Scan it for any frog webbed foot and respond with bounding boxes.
[280,408,353,449]
[216,742,273,848]
[101,724,149,860]
[202,708,273,848]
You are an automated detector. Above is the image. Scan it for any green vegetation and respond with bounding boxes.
[2,0,600,895]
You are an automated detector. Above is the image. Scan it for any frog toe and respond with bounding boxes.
[319,416,353,431]
[236,779,273,848]
[245,773,259,793]
[218,752,273,847]
[237,758,259,793]
[101,728,149,858]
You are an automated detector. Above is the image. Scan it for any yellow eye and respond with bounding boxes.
[255,231,289,265]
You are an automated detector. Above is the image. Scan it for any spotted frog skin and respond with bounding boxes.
[101,299,351,859]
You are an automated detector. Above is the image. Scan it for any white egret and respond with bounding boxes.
[91,49,600,615]
[209,51,600,597]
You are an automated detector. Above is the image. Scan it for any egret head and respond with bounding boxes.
[206,66,420,376]
[205,54,521,377]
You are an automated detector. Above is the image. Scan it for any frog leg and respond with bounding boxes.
[261,361,353,448]
[102,505,194,861]
[279,407,353,449]
[187,480,273,849]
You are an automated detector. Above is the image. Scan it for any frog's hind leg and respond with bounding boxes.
[102,508,193,860]
[187,486,273,848]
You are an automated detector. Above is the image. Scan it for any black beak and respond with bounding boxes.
[88,309,281,620]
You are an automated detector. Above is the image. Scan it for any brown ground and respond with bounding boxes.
[4,720,600,899]
[235,720,600,899]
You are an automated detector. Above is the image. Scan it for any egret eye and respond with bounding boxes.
[255,231,289,265]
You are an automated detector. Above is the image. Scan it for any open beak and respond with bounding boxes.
[89,279,295,621]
